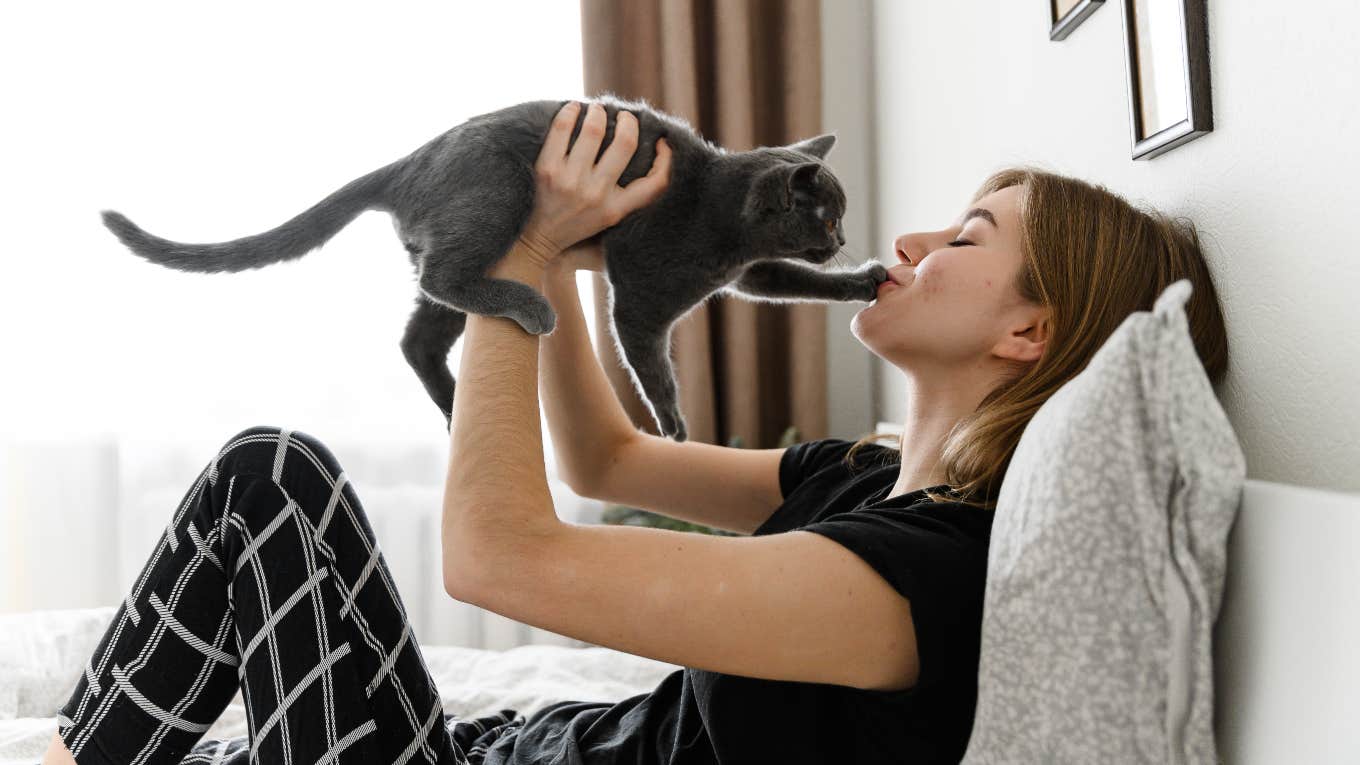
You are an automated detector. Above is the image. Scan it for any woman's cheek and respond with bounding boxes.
[915,267,940,297]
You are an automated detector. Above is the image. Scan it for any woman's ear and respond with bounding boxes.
[1000,308,1051,364]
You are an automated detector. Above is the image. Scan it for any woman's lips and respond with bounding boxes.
[885,266,912,286]
[874,267,912,300]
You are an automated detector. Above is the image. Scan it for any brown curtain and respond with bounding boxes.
[579,0,828,448]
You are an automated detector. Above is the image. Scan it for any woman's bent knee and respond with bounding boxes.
[215,424,293,479]
[213,426,354,528]
[214,425,344,481]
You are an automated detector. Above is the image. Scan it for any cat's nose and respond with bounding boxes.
[835,228,846,247]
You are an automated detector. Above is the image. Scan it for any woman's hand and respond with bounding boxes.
[515,101,672,269]
[546,235,607,278]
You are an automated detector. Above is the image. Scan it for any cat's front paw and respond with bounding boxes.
[847,261,890,302]
[657,408,688,442]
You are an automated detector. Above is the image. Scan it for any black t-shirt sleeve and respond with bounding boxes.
[778,438,858,500]
[797,505,989,692]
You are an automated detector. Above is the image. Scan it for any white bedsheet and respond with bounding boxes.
[0,607,681,764]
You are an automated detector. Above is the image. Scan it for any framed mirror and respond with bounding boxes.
[1120,0,1213,159]
[1051,0,1105,41]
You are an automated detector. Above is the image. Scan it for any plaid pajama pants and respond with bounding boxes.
[56,425,528,765]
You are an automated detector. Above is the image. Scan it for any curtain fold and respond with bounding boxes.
[579,0,828,448]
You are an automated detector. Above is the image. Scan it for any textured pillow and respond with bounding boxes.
[960,279,1246,765]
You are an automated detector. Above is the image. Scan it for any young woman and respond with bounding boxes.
[45,100,1229,764]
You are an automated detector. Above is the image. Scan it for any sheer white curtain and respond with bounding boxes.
[0,1,604,648]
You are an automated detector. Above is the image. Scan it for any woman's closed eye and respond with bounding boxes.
[947,239,974,247]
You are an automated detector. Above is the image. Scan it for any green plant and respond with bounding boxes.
[599,425,802,536]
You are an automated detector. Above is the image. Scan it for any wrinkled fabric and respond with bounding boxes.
[961,280,1246,765]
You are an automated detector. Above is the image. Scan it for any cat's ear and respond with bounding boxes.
[787,133,836,160]
[783,162,822,209]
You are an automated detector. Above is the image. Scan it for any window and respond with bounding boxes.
[0,2,591,446]
[1,3,606,619]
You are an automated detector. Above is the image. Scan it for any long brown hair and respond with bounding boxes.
[847,166,1230,510]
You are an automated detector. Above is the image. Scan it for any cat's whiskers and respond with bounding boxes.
[830,247,856,270]
[834,243,881,270]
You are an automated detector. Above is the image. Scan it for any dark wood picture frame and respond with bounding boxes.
[1120,0,1213,159]
[1051,0,1105,41]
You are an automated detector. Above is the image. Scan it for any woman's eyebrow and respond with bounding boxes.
[959,207,998,229]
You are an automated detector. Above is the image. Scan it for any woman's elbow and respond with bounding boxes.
[443,561,478,603]
[441,531,480,603]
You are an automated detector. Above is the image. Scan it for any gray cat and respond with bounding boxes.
[101,94,886,442]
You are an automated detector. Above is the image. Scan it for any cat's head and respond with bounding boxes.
[740,134,847,265]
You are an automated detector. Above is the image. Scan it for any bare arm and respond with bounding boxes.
[539,251,786,535]
[538,255,640,489]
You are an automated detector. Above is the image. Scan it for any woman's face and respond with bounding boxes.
[852,184,1048,374]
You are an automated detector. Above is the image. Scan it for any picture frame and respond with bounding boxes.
[1050,0,1105,41]
[1120,0,1213,159]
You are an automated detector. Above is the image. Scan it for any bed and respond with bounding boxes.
[3,477,1357,764]
[0,607,681,763]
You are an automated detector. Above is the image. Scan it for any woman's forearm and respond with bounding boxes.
[443,248,561,595]
[539,269,639,492]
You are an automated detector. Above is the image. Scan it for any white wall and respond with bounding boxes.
[868,0,1360,491]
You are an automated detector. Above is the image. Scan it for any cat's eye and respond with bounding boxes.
[824,219,837,233]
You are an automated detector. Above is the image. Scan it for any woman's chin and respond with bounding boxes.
[852,298,908,352]
[849,310,882,348]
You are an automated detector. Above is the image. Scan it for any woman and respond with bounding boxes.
[45,100,1229,764]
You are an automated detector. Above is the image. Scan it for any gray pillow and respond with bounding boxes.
[960,279,1246,765]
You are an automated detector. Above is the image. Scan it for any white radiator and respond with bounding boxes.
[1,434,608,651]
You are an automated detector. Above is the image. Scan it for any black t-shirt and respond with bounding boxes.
[484,438,996,764]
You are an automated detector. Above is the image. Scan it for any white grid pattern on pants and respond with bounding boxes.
[54,426,517,764]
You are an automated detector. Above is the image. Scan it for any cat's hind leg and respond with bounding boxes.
[400,294,468,429]
[415,153,555,335]
[418,236,557,336]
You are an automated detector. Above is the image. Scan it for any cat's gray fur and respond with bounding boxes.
[101,94,886,441]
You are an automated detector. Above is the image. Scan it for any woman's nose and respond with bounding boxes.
[894,233,919,265]
[895,230,950,265]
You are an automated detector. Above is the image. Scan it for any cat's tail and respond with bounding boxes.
[100,161,400,273]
